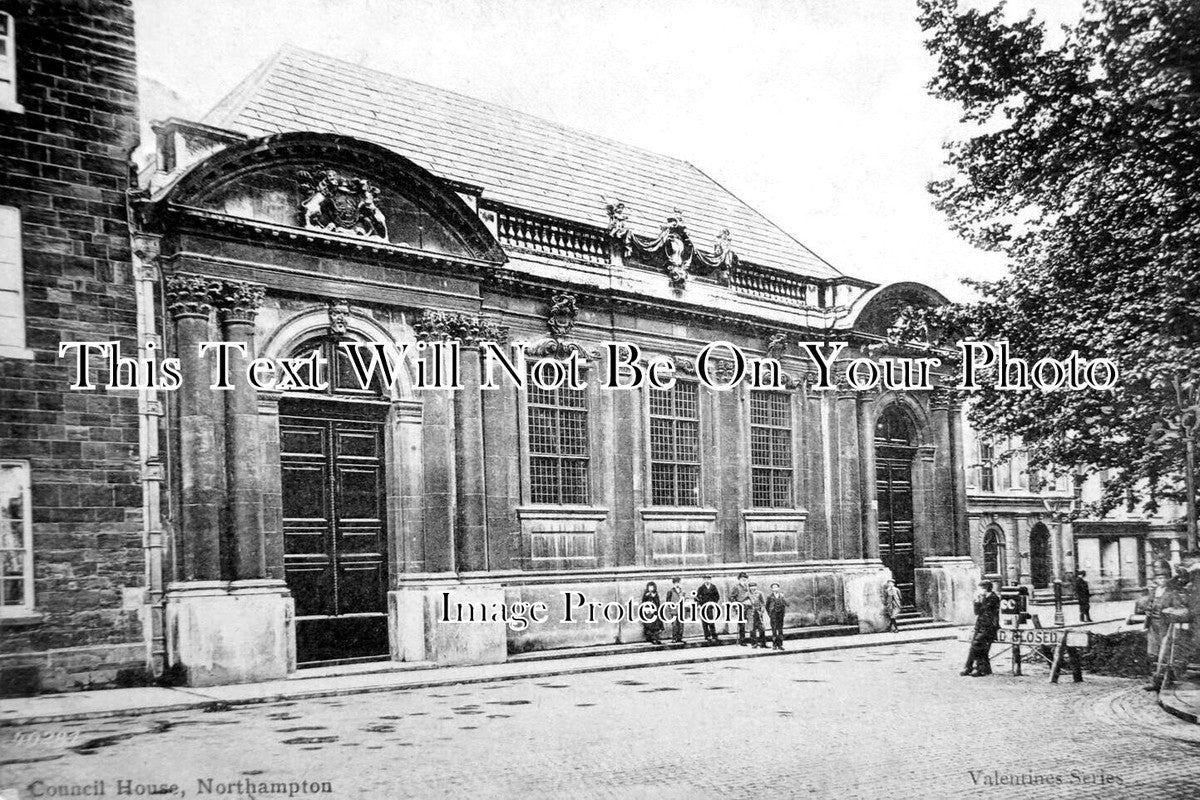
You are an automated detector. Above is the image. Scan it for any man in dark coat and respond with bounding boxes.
[766,582,788,650]
[729,572,752,645]
[962,581,1000,677]
[696,575,721,643]
[1074,570,1092,622]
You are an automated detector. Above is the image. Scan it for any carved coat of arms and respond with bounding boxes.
[297,168,389,240]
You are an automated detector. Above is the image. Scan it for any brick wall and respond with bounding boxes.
[0,0,146,694]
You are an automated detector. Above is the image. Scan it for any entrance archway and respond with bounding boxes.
[875,405,918,608]
[280,336,391,666]
[1029,523,1052,589]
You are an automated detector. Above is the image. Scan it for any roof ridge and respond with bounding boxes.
[684,162,845,277]
[272,45,700,172]
[203,46,291,128]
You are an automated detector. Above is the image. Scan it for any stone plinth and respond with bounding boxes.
[839,561,892,632]
[916,556,980,624]
[389,583,507,666]
[164,580,294,686]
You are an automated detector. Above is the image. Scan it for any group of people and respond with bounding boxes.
[638,573,790,650]
[959,551,1200,686]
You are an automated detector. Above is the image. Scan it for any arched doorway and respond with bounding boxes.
[280,336,391,666]
[1029,523,1052,589]
[875,406,918,608]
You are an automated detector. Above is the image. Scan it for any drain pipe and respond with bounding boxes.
[126,168,167,678]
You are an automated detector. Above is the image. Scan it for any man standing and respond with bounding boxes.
[766,583,787,651]
[1139,561,1191,691]
[962,581,1000,677]
[730,572,752,645]
[665,576,687,644]
[1186,551,1200,671]
[1074,570,1092,623]
[696,575,721,644]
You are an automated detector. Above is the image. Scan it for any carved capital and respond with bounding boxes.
[414,310,509,347]
[165,274,221,319]
[217,281,265,326]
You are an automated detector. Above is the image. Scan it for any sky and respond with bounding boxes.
[134,0,1084,300]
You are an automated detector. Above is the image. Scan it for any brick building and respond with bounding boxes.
[0,0,149,694]
[128,47,979,685]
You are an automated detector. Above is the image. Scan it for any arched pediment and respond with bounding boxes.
[846,281,948,338]
[161,132,507,264]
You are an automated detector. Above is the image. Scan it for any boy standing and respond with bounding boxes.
[766,583,787,650]
[665,576,687,644]
[747,581,767,647]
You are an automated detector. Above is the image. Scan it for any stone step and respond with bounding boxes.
[898,621,956,631]
[507,623,861,663]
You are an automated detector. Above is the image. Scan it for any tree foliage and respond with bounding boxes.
[914,0,1200,515]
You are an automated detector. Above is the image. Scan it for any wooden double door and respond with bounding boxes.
[280,400,389,665]
[877,445,917,609]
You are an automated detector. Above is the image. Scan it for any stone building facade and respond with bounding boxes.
[961,421,1077,600]
[126,48,979,685]
[0,0,150,694]
[963,417,1190,600]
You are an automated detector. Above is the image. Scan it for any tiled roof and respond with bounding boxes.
[203,46,843,279]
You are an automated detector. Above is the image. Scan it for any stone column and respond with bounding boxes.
[856,391,879,560]
[166,274,225,581]
[218,282,267,580]
[948,402,969,557]
[929,392,954,557]
[453,341,488,572]
[835,390,863,559]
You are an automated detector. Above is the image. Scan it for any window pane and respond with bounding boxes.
[750,392,793,507]
[648,382,702,506]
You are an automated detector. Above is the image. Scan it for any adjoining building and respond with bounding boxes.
[0,0,148,695]
[960,424,1077,602]
[962,424,1190,603]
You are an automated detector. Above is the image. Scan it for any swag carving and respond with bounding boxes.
[605,202,739,289]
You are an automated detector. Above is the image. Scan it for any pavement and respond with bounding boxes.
[0,600,1137,728]
[2,631,1198,799]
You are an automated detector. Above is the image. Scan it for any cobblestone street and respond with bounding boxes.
[2,639,1198,800]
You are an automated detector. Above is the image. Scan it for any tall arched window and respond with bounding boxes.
[983,527,1004,578]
